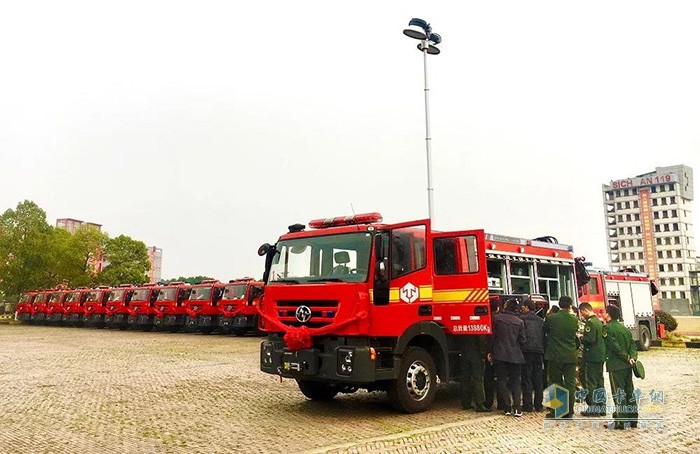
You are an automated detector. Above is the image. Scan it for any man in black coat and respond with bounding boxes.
[492,298,527,417]
[520,298,545,412]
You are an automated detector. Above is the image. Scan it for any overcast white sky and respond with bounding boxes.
[1,1,699,281]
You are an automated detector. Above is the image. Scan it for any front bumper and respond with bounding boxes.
[105,314,128,325]
[128,314,153,326]
[158,315,185,326]
[17,312,32,322]
[85,313,106,324]
[260,335,383,384]
[48,313,65,323]
[64,313,85,323]
[30,313,47,322]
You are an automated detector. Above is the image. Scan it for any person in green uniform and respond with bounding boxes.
[579,303,606,416]
[460,335,490,412]
[603,305,639,429]
[543,296,579,418]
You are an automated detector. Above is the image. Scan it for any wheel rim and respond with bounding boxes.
[405,360,431,401]
[643,329,650,347]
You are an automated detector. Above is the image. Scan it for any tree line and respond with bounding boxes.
[0,200,151,300]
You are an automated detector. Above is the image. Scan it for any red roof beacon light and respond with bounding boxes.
[308,212,383,229]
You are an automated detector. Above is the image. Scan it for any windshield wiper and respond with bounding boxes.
[307,278,345,283]
[273,278,300,284]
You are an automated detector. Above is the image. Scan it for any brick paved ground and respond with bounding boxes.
[1,325,699,453]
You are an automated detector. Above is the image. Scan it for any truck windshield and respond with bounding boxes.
[108,290,125,301]
[86,291,102,302]
[131,289,150,302]
[270,232,373,283]
[224,284,247,299]
[157,288,177,301]
[34,293,45,302]
[190,287,212,300]
[65,292,79,303]
[49,293,61,303]
[19,294,31,303]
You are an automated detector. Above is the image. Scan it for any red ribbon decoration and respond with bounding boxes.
[257,306,367,351]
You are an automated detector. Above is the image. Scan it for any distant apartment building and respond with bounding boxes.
[601,164,697,315]
[147,246,163,282]
[55,218,102,234]
[55,218,104,274]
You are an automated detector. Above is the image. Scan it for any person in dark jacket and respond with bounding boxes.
[520,298,545,412]
[492,298,527,417]
[579,302,606,416]
[483,298,501,411]
[604,305,638,429]
[543,296,579,418]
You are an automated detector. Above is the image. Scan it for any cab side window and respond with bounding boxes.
[391,226,426,278]
[433,235,479,275]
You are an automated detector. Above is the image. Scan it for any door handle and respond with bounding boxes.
[418,305,432,316]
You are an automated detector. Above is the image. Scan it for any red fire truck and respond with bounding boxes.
[15,291,37,323]
[104,284,136,329]
[184,280,225,334]
[217,278,265,336]
[46,289,70,324]
[127,284,161,330]
[257,213,585,412]
[153,282,191,332]
[29,291,50,324]
[84,287,112,327]
[63,288,92,325]
[579,266,657,351]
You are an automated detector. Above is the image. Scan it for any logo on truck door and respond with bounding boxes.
[400,283,419,303]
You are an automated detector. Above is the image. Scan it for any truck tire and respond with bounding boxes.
[388,346,437,413]
[297,380,338,401]
[233,328,248,337]
[638,324,651,351]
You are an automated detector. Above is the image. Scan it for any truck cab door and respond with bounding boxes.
[431,229,490,335]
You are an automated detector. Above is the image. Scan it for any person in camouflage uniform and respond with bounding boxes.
[579,302,606,416]
[603,305,639,429]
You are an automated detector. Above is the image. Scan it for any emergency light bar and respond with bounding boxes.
[308,212,383,229]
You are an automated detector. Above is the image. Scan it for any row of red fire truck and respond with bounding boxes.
[256,212,659,413]
[14,278,263,335]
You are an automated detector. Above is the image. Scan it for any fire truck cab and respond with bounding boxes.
[184,280,225,334]
[45,289,70,324]
[259,213,495,413]
[104,284,136,330]
[29,291,50,324]
[218,278,264,336]
[127,284,161,330]
[84,287,112,327]
[579,267,657,351]
[63,288,92,325]
[153,283,191,332]
[15,291,37,323]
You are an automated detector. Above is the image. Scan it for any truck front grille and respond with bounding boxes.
[276,300,339,328]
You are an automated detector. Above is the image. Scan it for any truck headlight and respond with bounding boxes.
[262,342,274,366]
[337,348,354,375]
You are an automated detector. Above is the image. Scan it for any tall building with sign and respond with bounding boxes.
[55,218,105,274]
[147,246,163,282]
[602,164,697,315]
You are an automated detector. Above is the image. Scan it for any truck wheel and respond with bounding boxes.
[297,380,338,401]
[388,346,437,413]
[201,327,214,335]
[233,328,248,337]
[638,324,651,351]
